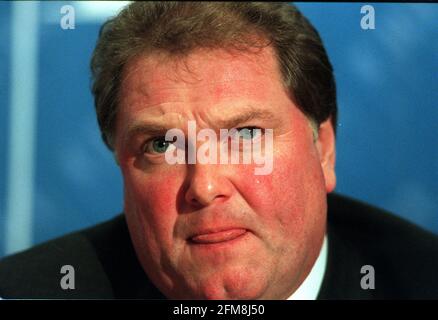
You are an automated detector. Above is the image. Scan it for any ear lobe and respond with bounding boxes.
[315,118,336,193]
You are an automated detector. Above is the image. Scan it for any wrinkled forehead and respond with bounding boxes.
[118,46,286,107]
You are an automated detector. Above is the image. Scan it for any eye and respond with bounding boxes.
[143,137,171,154]
[236,126,263,140]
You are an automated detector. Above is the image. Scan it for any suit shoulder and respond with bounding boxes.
[327,193,438,298]
[0,215,125,299]
[328,193,438,250]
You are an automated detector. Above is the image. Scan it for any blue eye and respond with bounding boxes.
[144,137,171,154]
[237,127,262,140]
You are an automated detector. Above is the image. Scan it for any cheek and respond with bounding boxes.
[234,140,325,242]
[123,167,182,244]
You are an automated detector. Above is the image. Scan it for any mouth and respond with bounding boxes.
[189,228,248,245]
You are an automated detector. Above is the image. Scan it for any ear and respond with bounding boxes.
[113,150,120,167]
[315,118,336,193]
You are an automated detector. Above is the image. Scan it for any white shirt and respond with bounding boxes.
[287,235,328,300]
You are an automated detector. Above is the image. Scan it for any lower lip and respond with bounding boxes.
[190,228,248,245]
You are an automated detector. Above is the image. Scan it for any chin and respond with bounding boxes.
[183,266,270,300]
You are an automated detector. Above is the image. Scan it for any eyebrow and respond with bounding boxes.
[122,107,278,144]
[123,122,174,145]
[214,108,277,130]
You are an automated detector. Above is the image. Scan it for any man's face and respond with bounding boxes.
[114,46,336,299]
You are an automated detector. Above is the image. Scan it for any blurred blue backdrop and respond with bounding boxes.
[0,2,437,258]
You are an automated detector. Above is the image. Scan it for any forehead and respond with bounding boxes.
[118,46,287,113]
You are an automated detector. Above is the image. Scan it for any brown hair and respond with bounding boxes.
[91,2,337,150]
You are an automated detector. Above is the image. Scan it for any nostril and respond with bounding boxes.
[190,197,201,206]
[186,188,227,208]
[188,194,211,207]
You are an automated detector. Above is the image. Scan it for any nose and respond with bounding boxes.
[184,163,234,208]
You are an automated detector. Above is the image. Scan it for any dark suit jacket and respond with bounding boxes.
[0,193,437,299]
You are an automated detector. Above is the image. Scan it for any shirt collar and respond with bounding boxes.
[287,235,328,300]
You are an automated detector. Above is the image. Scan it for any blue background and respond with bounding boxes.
[0,2,437,258]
